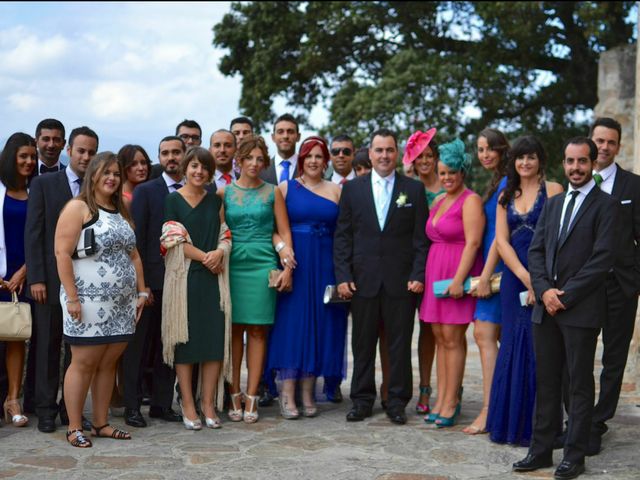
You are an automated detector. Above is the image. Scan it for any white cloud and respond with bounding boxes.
[3,33,69,75]
[7,93,38,111]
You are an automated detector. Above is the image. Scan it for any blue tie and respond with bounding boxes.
[279,160,291,183]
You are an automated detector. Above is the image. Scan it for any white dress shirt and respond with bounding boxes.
[214,170,234,190]
[65,166,82,197]
[331,169,355,186]
[593,162,617,195]
[162,172,185,192]
[559,179,596,234]
[275,154,297,183]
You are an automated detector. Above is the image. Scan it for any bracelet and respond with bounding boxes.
[66,299,80,304]
[138,291,150,299]
[275,241,286,253]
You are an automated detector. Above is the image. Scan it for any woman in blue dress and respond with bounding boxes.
[0,133,37,427]
[487,136,562,445]
[266,136,347,419]
[465,128,509,434]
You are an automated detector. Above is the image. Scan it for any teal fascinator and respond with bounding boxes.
[439,138,471,173]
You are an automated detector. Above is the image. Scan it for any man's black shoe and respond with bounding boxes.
[387,408,407,425]
[585,433,602,457]
[512,453,553,472]
[37,416,56,433]
[124,408,147,428]
[554,460,585,479]
[258,390,274,407]
[346,405,372,422]
[141,396,151,406]
[148,406,182,422]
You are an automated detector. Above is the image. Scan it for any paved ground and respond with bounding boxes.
[1,323,639,480]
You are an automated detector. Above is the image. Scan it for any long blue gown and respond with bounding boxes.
[486,183,546,446]
[265,180,347,382]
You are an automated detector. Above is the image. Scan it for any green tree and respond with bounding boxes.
[213,1,635,179]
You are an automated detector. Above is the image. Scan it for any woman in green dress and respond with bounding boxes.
[164,147,226,430]
[219,135,293,424]
[402,128,445,416]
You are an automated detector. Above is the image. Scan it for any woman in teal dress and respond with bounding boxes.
[164,147,226,430]
[402,128,445,416]
[219,135,293,424]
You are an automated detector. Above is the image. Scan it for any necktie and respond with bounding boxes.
[222,173,232,185]
[339,178,348,186]
[376,178,391,229]
[279,160,291,183]
[40,165,58,174]
[593,172,603,187]
[558,191,579,247]
[72,178,83,196]
[171,183,182,190]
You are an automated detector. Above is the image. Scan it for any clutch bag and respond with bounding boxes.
[323,285,350,304]
[433,272,502,298]
[268,269,292,292]
[0,290,32,341]
[72,227,96,259]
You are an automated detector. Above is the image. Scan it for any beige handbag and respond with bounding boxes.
[0,290,32,341]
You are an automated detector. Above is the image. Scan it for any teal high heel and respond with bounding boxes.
[424,411,440,423]
[435,404,460,428]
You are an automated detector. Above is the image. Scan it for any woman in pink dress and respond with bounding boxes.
[419,138,484,428]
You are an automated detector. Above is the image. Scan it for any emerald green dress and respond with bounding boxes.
[164,191,224,363]
[224,182,278,325]
[426,186,445,207]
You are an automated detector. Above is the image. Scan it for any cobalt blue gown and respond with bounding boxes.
[266,180,348,383]
[486,183,546,446]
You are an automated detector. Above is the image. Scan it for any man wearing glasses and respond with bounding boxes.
[176,119,202,147]
[329,135,356,186]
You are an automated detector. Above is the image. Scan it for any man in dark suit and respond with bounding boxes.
[260,113,300,185]
[514,137,619,479]
[25,126,98,433]
[122,135,185,427]
[587,117,640,455]
[334,128,429,425]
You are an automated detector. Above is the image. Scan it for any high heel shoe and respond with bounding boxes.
[424,412,440,423]
[279,393,299,420]
[228,392,243,422]
[243,394,259,424]
[3,399,28,427]
[200,402,222,429]
[415,385,432,415]
[180,407,202,431]
[435,404,460,428]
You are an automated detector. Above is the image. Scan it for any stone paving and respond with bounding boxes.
[1,324,639,480]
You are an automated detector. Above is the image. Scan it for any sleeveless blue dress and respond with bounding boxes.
[474,177,507,323]
[265,180,348,381]
[0,195,28,302]
[486,183,546,446]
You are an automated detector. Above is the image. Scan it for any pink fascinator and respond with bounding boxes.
[402,128,437,166]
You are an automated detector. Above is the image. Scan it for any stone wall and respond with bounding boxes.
[594,43,636,171]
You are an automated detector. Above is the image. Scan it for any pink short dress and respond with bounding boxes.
[420,188,483,324]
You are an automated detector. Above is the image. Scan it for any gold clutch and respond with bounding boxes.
[469,272,502,295]
[268,270,292,292]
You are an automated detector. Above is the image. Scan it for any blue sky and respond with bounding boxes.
[0,1,321,161]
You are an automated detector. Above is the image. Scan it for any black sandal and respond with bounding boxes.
[91,423,131,440]
[66,429,93,448]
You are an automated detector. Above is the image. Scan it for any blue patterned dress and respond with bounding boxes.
[486,183,546,446]
[61,207,137,344]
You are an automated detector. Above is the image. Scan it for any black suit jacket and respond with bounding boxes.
[333,173,429,298]
[130,176,171,290]
[528,186,620,328]
[609,165,640,298]
[24,170,73,304]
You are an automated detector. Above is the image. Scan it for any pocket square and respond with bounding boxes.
[621,199,632,205]
[398,203,413,208]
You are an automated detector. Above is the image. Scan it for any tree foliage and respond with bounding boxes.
[213,1,635,177]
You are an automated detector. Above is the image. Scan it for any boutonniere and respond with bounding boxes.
[396,192,409,207]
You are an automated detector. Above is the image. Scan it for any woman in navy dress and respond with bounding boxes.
[0,133,37,427]
[266,136,347,419]
[465,128,509,434]
[487,136,563,445]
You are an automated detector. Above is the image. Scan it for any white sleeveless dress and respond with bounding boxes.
[61,207,137,344]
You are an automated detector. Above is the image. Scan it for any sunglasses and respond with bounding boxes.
[330,147,353,156]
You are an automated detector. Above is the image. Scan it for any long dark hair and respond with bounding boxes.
[478,128,509,202]
[0,132,36,190]
[117,144,152,183]
[499,135,547,207]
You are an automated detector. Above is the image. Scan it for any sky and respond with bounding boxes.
[0,1,320,162]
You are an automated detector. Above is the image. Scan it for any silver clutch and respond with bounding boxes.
[323,285,350,304]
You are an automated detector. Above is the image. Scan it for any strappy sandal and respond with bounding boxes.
[415,385,432,414]
[91,423,132,440]
[66,429,92,448]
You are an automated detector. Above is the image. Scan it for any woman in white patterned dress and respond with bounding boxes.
[55,152,147,448]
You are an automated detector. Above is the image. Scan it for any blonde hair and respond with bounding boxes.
[78,151,133,226]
